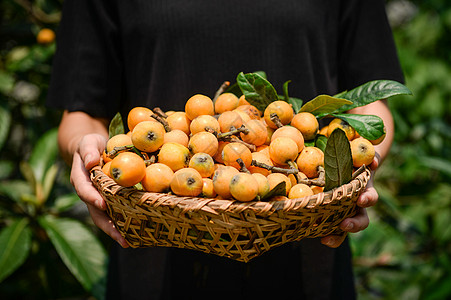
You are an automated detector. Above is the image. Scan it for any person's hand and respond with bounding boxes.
[70,133,129,248]
[320,154,380,248]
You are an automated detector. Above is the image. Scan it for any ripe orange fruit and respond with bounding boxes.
[234,104,261,120]
[350,137,375,167]
[101,161,112,177]
[166,111,191,135]
[327,118,356,141]
[229,173,259,202]
[189,115,220,135]
[141,163,174,192]
[189,153,215,178]
[214,93,240,114]
[238,95,251,106]
[106,133,133,154]
[222,142,252,170]
[201,178,217,198]
[248,151,273,176]
[212,166,240,199]
[163,129,189,147]
[288,183,314,199]
[263,100,294,129]
[110,152,146,187]
[271,126,304,153]
[185,94,214,120]
[240,119,268,146]
[252,173,270,198]
[37,28,55,44]
[213,141,229,164]
[157,142,190,171]
[267,173,292,196]
[131,120,165,153]
[319,125,329,136]
[290,112,319,141]
[296,146,324,178]
[170,168,203,197]
[127,107,155,131]
[218,110,243,133]
[188,131,219,157]
[269,137,299,167]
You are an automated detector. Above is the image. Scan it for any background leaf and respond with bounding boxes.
[334,80,412,112]
[0,218,31,282]
[332,113,385,140]
[300,95,352,116]
[324,129,353,191]
[0,102,11,151]
[38,215,107,292]
[236,72,279,111]
[28,128,58,184]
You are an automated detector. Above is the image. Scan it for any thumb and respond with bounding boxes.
[77,134,108,170]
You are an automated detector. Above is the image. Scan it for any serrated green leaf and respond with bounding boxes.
[300,95,353,116]
[334,80,412,112]
[262,181,286,200]
[0,218,32,282]
[109,112,125,138]
[236,72,279,111]
[324,129,353,191]
[0,103,11,151]
[38,215,107,292]
[28,128,58,184]
[332,113,385,140]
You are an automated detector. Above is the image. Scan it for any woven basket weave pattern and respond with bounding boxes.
[91,166,371,262]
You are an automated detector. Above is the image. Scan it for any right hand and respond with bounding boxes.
[70,133,129,248]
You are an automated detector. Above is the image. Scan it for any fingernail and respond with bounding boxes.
[360,197,368,207]
[84,154,93,166]
[345,223,354,231]
[324,237,335,246]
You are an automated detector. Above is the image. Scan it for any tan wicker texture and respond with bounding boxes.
[90,166,371,262]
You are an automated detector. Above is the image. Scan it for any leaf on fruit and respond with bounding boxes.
[262,181,286,200]
[333,113,385,140]
[0,218,31,283]
[324,129,353,192]
[288,97,304,114]
[109,112,125,138]
[314,135,328,153]
[334,80,412,112]
[299,95,352,116]
[236,72,279,111]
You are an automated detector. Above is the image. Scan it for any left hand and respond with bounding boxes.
[320,155,380,248]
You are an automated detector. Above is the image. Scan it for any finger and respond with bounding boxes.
[321,234,347,248]
[357,180,378,208]
[369,152,381,170]
[339,207,369,233]
[86,203,129,248]
[71,152,107,210]
[78,134,108,170]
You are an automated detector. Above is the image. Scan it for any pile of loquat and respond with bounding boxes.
[101,92,379,202]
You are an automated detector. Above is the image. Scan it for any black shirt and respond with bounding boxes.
[47,1,404,299]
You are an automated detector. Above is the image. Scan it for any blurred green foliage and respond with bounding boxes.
[1,0,451,299]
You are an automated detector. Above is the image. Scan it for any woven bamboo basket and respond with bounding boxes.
[90,165,371,263]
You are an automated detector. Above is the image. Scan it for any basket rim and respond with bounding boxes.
[90,165,372,216]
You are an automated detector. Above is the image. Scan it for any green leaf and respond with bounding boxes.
[42,164,59,201]
[334,80,412,112]
[0,102,11,151]
[282,80,291,102]
[38,215,107,292]
[28,128,59,184]
[109,112,125,138]
[52,194,81,212]
[0,218,32,282]
[0,180,32,203]
[299,95,353,116]
[0,160,14,180]
[288,97,304,114]
[0,71,15,95]
[324,129,353,191]
[418,156,451,177]
[236,72,279,111]
[314,135,328,153]
[332,113,385,140]
[262,181,286,200]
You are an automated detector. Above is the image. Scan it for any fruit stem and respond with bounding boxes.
[351,165,367,180]
[236,158,251,173]
[269,113,284,128]
[297,166,326,187]
[251,160,298,175]
[108,145,136,157]
[153,107,168,119]
[151,113,171,132]
[213,81,231,103]
[144,155,156,166]
[205,125,256,151]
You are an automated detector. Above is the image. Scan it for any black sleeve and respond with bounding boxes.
[46,0,123,119]
[338,0,404,91]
